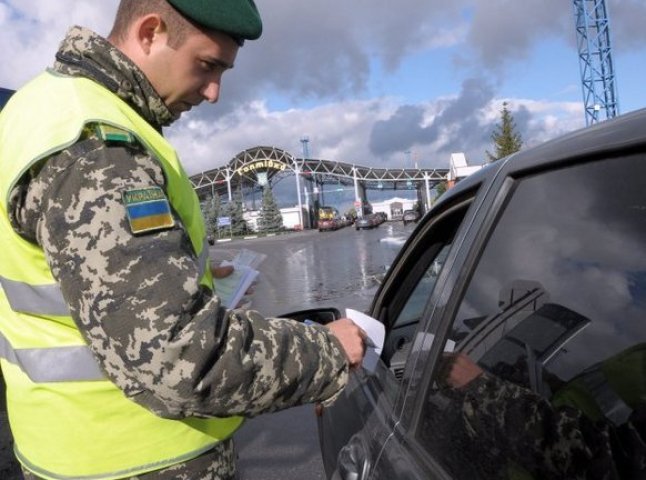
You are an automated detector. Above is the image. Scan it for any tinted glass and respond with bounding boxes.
[386,244,451,381]
[417,154,646,479]
[380,202,469,388]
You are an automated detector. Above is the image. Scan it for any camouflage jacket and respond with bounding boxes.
[8,26,348,479]
[458,372,646,479]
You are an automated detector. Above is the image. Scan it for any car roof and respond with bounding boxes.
[435,107,646,209]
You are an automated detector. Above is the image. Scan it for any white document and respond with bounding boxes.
[214,262,259,309]
[345,308,385,373]
[212,249,265,309]
[232,248,267,270]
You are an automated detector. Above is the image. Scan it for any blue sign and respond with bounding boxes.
[218,217,231,227]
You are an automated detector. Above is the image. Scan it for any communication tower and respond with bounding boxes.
[573,0,619,125]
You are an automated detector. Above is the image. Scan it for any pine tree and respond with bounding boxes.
[225,189,248,236]
[435,181,448,198]
[258,186,284,233]
[486,101,523,162]
[205,194,221,237]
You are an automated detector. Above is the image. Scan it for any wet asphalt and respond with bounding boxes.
[221,221,413,480]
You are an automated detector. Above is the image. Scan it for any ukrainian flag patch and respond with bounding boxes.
[95,123,135,144]
[122,187,175,234]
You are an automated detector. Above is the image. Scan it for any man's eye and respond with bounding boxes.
[200,60,214,71]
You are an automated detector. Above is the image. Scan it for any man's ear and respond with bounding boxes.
[136,14,168,55]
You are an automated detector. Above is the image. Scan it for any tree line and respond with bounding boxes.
[202,186,284,240]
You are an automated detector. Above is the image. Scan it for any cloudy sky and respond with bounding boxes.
[1,0,645,176]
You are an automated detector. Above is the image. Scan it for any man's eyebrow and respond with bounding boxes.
[205,57,234,70]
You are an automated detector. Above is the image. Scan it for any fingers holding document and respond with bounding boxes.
[326,318,367,368]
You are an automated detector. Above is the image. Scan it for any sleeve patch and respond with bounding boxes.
[95,123,135,144]
[122,187,175,235]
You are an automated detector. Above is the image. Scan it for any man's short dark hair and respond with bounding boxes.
[109,0,195,49]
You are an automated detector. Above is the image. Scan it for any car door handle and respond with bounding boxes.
[337,437,369,480]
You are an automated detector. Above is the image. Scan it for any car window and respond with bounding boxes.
[386,245,450,381]
[415,153,646,479]
[378,200,471,388]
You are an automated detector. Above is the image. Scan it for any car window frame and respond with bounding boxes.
[368,182,491,422]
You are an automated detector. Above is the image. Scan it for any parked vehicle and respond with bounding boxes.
[318,206,344,232]
[355,213,381,230]
[318,217,340,232]
[374,211,388,223]
[402,209,420,225]
[289,109,646,479]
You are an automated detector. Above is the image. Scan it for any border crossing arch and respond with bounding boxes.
[189,146,450,228]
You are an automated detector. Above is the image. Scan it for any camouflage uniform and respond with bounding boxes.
[9,26,348,479]
[456,372,646,479]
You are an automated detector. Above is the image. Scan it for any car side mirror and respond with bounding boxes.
[281,308,341,326]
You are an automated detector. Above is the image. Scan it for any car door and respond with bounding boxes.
[376,148,646,479]
[317,175,491,479]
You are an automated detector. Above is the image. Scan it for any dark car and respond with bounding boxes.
[301,109,646,479]
[355,213,381,230]
[402,209,420,225]
[319,218,341,232]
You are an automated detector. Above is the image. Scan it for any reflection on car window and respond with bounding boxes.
[394,247,449,330]
[381,201,471,389]
[387,245,451,382]
[416,154,646,479]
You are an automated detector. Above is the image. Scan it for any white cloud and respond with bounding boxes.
[168,95,582,175]
[0,0,640,175]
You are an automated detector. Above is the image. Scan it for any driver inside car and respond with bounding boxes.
[439,346,646,479]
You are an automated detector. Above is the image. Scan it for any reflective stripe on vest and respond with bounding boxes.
[0,331,103,382]
[0,236,210,318]
[0,276,69,317]
[0,239,207,383]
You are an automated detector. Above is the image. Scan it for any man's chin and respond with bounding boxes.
[170,104,193,119]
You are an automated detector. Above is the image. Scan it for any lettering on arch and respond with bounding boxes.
[236,159,288,176]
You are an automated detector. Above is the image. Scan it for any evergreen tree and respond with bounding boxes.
[486,101,523,162]
[258,186,284,233]
[204,193,221,237]
[345,207,357,222]
[228,189,248,236]
[435,181,448,198]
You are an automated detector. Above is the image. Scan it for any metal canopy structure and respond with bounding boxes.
[573,0,619,126]
[189,145,449,200]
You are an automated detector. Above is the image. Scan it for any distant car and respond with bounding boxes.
[318,218,339,232]
[402,209,420,225]
[290,109,646,480]
[355,213,380,230]
[374,212,388,223]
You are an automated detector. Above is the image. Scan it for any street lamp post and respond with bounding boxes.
[294,157,304,229]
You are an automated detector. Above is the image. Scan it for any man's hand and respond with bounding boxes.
[443,352,483,389]
[326,318,367,369]
[211,264,234,279]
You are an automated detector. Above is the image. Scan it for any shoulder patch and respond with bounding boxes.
[95,123,135,144]
[122,187,175,235]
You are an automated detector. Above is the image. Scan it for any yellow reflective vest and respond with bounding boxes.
[0,72,243,480]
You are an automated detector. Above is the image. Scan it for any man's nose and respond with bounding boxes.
[201,81,221,104]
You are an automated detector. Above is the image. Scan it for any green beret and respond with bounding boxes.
[167,0,262,44]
